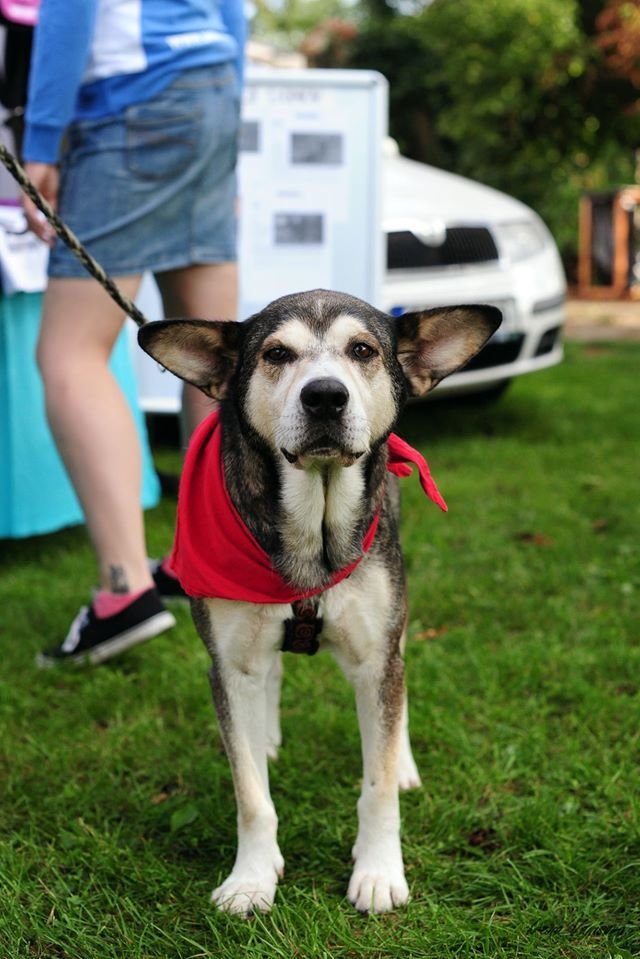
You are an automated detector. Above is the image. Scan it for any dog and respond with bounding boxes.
[138,289,500,915]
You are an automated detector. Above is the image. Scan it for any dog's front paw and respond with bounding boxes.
[347,860,409,913]
[211,852,284,916]
[211,868,281,915]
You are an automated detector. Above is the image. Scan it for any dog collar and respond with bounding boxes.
[168,410,447,604]
[283,597,323,655]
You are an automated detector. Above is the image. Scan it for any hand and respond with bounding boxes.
[22,162,59,246]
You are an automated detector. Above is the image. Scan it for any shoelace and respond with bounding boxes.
[61,606,90,653]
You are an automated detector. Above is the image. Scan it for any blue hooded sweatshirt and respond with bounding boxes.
[24,0,246,163]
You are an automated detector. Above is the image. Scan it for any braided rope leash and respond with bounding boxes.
[0,143,149,328]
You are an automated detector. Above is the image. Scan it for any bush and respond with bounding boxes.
[347,0,639,276]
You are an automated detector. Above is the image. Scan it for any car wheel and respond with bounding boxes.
[473,379,512,402]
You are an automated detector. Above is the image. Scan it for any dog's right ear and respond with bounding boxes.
[138,319,244,399]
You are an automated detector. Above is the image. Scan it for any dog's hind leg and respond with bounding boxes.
[397,632,421,790]
[196,600,285,915]
[265,654,283,761]
[397,696,422,791]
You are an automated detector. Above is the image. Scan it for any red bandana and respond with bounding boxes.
[169,410,447,602]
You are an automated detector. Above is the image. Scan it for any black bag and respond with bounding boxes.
[0,26,33,114]
[0,2,39,155]
[0,2,39,145]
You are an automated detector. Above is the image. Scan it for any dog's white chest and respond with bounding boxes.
[278,461,367,589]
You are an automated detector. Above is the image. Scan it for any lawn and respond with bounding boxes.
[1,341,638,959]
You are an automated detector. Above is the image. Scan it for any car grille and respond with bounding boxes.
[387,227,499,271]
[463,334,525,371]
[534,327,561,357]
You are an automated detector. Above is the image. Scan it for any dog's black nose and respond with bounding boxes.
[301,377,349,420]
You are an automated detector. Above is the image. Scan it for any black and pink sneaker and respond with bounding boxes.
[36,587,175,668]
[150,559,188,602]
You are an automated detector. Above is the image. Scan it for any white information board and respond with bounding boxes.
[132,68,388,413]
[237,68,387,317]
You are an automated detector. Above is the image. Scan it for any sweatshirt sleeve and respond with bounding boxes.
[218,0,246,89]
[23,0,99,163]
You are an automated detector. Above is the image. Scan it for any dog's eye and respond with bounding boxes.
[352,342,377,361]
[263,346,292,365]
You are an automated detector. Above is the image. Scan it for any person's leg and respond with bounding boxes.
[155,262,238,440]
[37,275,153,595]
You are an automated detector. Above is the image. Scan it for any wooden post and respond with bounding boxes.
[577,187,640,300]
[577,194,592,296]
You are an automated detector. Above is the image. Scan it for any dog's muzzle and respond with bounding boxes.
[300,377,349,421]
[281,376,366,467]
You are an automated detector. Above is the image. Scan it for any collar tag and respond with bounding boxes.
[282,598,323,656]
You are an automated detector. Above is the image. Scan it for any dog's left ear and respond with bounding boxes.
[138,319,244,399]
[395,305,502,396]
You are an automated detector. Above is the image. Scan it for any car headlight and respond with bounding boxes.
[493,220,548,262]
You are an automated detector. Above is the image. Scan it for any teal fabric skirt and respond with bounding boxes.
[0,291,160,538]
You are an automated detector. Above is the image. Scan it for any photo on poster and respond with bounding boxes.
[290,132,343,166]
[274,212,324,245]
[239,120,260,153]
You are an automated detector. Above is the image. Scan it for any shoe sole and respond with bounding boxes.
[36,610,176,669]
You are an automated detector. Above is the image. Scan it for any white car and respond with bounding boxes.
[381,140,565,398]
[132,137,565,413]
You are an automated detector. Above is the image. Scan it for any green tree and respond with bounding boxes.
[253,0,356,49]
[347,0,639,272]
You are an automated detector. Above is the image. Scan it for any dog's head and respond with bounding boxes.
[138,290,500,468]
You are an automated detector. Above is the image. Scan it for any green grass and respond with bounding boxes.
[1,341,639,959]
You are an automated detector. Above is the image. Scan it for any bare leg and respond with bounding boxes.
[155,262,238,441]
[37,276,152,594]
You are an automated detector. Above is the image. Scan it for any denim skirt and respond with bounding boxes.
[49,63,240,278]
